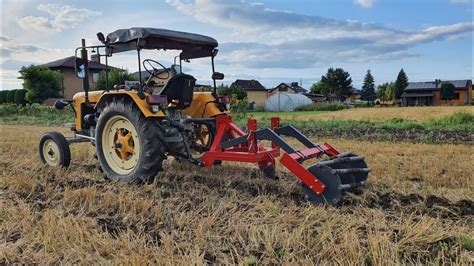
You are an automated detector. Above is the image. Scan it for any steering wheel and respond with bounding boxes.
[142,59,170,80]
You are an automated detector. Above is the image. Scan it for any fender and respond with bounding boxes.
[73,90,165,131]
[181,92,227,118]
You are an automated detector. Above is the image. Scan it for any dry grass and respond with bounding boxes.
[1,124,473,264]
[251,106,474,122]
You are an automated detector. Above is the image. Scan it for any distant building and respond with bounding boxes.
[230,79,268,108]
[194,84,212,92]
[303,93,327,103]
[401,79,472,106]
[42,56,116,99]
[270,82,307,95]
[347,88,362,103]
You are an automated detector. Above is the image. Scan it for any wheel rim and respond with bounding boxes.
[102,115,140,175]
[43,139,60,166]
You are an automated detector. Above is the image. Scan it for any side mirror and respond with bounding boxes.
[212,72,224,80]
[97,32,105,44]
[74,57,85,79]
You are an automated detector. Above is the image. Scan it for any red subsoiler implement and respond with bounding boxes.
[201,114,370,204]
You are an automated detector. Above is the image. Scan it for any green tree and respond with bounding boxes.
[95,68,137,90]
[360,70,376,104]
[310,81,329,95]
[393,68,408,100]
[14,89,27,105]
[439,82,456,103]
[220,84,247,100]
[0,90,8,104]
[6,90,16,103]
[386,83,394,101]
[376,82,395,102]
[19,65,63,103]
[376,83,388,102]
[318,68,353,101]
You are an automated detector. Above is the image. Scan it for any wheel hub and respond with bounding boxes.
[114,129,135,160]
[102,116,140,175]
[43,139,60,166]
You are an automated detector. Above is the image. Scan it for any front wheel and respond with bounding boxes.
[95,98,166,183]
[39,131,71,167]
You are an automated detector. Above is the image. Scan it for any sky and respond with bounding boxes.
[1,0,473,90]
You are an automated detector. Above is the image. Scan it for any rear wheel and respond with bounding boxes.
[191,121,225,165]
[39,131,71,167]
[96,98,165,183]
[195,123,213,150]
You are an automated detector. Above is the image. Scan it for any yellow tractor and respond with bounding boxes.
[39,28,370,204]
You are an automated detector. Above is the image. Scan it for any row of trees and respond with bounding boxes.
[0,89,27,104]
[1,65,63,105]
[310,68,410,103]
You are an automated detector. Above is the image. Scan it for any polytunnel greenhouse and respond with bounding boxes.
[265,93,313,112]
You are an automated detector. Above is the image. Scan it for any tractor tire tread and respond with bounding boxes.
[96,97,165,184]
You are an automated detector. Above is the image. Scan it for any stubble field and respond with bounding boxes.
[1,122,473,264]
[249,106,474,122]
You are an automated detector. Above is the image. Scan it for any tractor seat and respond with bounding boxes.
[158,74,196,109]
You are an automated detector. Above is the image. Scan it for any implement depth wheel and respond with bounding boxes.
[303,165,342,205]
[39,131,71,167]
[96,98,165,183]
[303,152,370,205]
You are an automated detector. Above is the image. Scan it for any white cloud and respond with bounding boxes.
[355,0,376,8]
[0,36,73,90]
[17,3,101,32]
[1,35,45,58]
[166,0,473,69]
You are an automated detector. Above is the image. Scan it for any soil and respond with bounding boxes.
[158,170,474,221]
[300,127,474,144]
[340,189,474,219]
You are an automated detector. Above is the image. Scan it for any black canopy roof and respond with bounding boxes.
[104,28,218,60]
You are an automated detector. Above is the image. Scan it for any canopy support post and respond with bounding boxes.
[137,48,144,98]
[105,55,109,92]
[81,39,90,104]
[211,55,217,95]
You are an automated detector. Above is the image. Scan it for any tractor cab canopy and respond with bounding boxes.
[102,27,218,60]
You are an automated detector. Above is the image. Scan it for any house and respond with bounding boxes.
[303,93,327,103]
[194,84,212,92]
[230,79,268,108]
[42,56,115,99]
[347,88,362,103]
[269,82,307,96]
[401,79,472,106]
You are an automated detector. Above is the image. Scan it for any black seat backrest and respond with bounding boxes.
[159,74,196,109]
